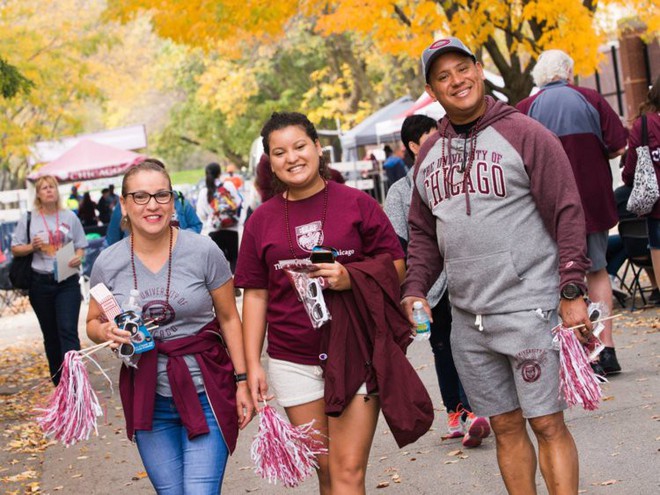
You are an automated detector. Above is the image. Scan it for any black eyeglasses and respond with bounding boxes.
[124,190,175,205]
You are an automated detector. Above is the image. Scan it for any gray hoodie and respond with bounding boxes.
[403,97,590,315]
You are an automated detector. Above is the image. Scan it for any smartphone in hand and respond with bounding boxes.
[310,249,335,264]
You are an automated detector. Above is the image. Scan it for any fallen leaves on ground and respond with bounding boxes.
[0,470,37,482]
[0,343,51,494]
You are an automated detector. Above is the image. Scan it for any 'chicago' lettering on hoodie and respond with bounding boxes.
[423,159,506,209]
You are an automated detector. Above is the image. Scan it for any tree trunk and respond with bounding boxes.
[325,34,376,112]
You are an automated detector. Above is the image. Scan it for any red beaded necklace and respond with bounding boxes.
[283,179,329,259]
[130,225,173,306]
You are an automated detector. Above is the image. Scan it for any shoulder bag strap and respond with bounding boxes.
[26,211,31,243]
[641,114,648,147]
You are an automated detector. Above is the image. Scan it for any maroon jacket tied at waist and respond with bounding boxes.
[321,254,434,448]
[119,320,238,453]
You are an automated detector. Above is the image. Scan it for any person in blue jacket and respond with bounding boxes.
[105,163,202,246]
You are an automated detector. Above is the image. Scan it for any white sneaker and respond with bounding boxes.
[609,275,630,303]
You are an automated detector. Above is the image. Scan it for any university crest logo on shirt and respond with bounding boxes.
[143,300,176,327]
[296,221,324,252]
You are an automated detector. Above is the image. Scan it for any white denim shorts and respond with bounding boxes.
[268,357,369,408]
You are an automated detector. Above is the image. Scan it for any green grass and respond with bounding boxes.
[169,167,205,186]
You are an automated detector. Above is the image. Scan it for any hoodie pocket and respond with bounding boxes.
[445,250,523,314]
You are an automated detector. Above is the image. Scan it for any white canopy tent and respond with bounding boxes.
[339,95,414,161]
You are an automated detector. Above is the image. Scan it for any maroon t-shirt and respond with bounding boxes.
[235,181,404,365]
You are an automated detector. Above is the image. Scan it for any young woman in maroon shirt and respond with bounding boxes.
[236,112,405,494]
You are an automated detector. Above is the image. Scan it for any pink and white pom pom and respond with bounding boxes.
[35,343,111,447]
[250,404,328,488]
[553,325,603,411]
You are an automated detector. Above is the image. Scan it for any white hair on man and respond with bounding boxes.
[532,50,574,88]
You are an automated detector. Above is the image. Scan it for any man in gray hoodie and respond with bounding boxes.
[402,37,592,495]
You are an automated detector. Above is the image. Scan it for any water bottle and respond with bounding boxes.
[412,301,431,341]
[124,289,142,315]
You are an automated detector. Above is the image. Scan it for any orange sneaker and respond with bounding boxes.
[446,410,464,439]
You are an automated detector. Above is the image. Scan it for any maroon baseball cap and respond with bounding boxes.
[422,37,476,82]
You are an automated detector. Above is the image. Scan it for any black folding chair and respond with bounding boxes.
[618,218,655,310]
[0,260,28,316]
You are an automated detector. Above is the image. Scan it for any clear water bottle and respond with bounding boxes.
[123,289,142,315]
[412,301,431,341]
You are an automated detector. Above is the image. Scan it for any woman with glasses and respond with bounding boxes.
[235,112,407,494]
[11,175,88,385]
[86,159,253,494]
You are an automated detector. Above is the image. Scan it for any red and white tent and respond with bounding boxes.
[375,93,445,141]
[28,140,146,183]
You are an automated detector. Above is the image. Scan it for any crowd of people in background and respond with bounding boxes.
[6,33,659,495]
[65,184,119,228]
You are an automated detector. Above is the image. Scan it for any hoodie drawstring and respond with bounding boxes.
[461,136,472,216]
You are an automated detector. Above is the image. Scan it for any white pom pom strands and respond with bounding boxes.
[250,404,328,488]
[554,325,603,411]
[35,341,113,447]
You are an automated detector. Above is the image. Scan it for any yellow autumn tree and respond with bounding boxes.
[107,0,651,106]
[0,0,106,188]
[0,0,184,188]
[310,0,622,103]
[106,2,391,123]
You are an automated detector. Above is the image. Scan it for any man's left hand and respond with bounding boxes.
[558,297,592,344]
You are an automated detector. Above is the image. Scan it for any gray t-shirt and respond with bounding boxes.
[11,209,88,274]
[383,170,446,308]
[90,229,232,396]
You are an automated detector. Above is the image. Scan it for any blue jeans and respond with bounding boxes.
[429,293,471,413]
[648,217,660,249]
[28,272,81,385]
[606,234,627,276]
[135,393,229,495]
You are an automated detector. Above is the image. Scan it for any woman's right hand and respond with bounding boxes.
[248,364,273,411]
[99,320,132,350]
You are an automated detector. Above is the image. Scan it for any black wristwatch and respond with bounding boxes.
[234,373,248,383]
[560,283,584,300]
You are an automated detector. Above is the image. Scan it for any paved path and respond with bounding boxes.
[1,303,657,494]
